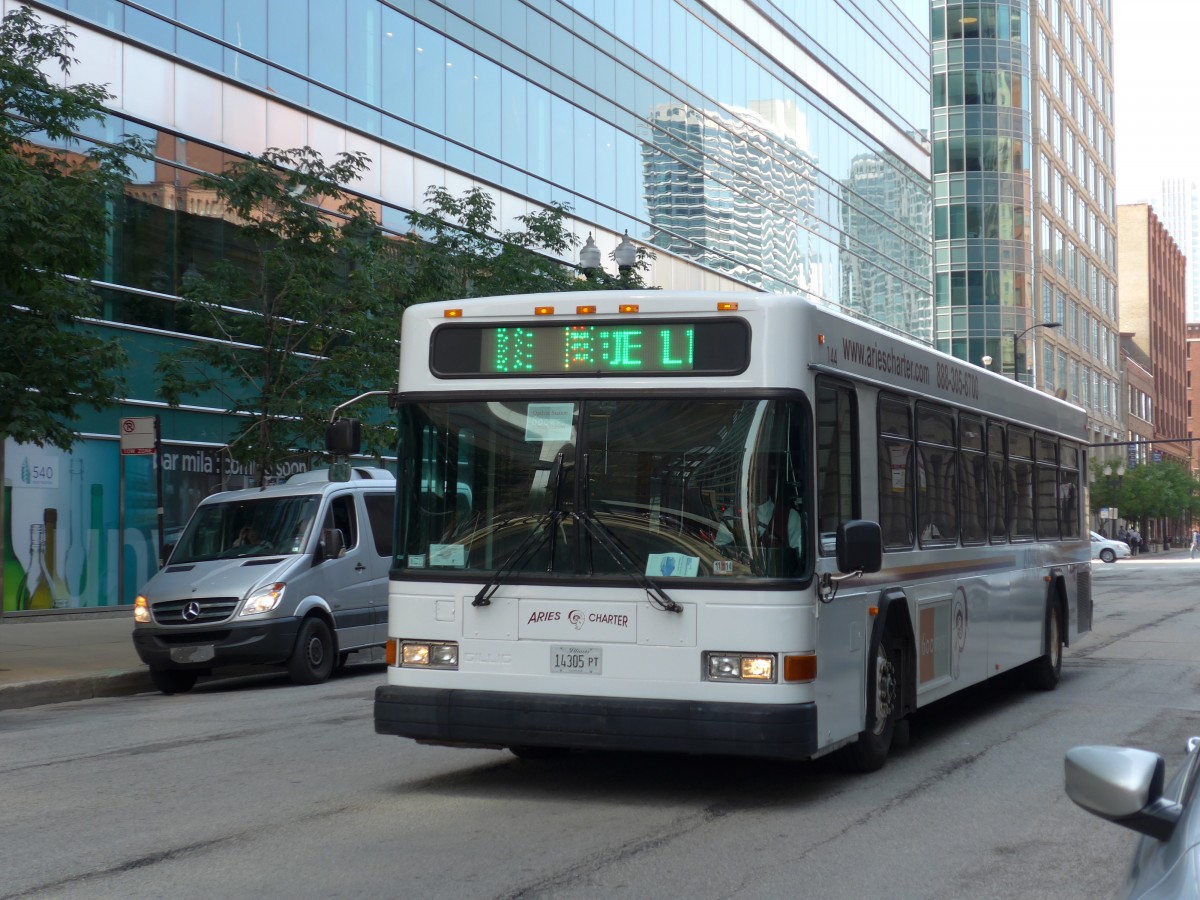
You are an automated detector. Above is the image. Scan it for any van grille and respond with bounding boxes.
[152,597,240,625]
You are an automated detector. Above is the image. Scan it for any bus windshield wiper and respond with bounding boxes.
[576,454,681,614]
[573,508,681,614]
[473,453,565,607]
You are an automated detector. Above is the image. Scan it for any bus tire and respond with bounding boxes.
[1026,600,1063,691]
[150,667,197,695]
[287,617,335,685]
[843,636,898,773]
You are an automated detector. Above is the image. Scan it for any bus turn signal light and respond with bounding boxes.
[783,653,817,682]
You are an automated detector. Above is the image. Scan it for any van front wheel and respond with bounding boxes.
[150,667,197,695]
[288,618,335,685]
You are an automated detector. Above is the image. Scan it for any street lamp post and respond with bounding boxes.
[579,230,639,286]
[1104,461,1125,540]
[614,230,638,286]
[1011,321,1062,382]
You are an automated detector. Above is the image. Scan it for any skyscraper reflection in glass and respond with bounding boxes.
[32,0,933,332]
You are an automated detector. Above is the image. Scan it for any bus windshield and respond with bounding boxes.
[170,496,319,563]
[397,397,810,581]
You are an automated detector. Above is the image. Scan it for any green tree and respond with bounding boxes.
[1113,461,1200,532]
[400,186,653,302]
[157,147,405,482]
[0,7,141,607]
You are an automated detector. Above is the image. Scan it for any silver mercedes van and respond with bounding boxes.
[132,468,395,694]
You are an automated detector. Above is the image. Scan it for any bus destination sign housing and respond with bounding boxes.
[430,319,750,377]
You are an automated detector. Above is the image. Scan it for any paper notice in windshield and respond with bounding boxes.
[428,544,466,567]
[525,402,574,441]
[645,553,699,577]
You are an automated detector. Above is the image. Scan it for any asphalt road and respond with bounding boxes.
[2,556,1196,899]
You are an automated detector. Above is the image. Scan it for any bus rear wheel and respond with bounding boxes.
[843,638,898,773]
[1025,602,1063,691]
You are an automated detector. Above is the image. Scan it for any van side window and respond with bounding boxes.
[325,495,358,549]
[364,494,395,557]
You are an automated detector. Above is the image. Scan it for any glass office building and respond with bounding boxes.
[930,1,1034,369]
[3,0,931,610]
[931,0,1120,452]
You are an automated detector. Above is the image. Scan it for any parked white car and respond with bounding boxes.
[1091,530,1131,563]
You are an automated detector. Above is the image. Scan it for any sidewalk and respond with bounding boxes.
[0,611,151,711]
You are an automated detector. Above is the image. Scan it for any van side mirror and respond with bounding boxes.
[836,520,882,574]
[317,528,346,562]
[326,418,362,456]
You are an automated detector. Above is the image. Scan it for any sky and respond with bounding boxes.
[1112,0,1200,204]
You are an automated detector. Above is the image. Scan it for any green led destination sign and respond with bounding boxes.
[430,319,749,377]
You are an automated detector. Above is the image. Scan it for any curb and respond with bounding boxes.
[0,670,152,712]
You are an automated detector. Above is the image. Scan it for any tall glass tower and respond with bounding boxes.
[930,2,1033,374]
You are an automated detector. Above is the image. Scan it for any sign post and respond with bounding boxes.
[118,416,164,605]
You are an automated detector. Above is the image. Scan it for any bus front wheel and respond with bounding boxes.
[843,638,898,773]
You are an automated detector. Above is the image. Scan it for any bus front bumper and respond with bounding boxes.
[374,685,819,760]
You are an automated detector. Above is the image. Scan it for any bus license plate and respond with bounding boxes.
[551,645,601,674]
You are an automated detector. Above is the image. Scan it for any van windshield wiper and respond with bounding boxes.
[473,453,565,607]
[577,453,681,614]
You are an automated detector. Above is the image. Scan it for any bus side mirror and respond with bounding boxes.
[326,418,362,456]
[836,520,882,574]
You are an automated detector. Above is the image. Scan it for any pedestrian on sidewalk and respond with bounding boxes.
[1190,529,1200,559]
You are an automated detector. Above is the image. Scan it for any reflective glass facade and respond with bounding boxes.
[31,0,931,324]
[932,0,1120,452]
[5,0,931,610]
[930,1,1033,369]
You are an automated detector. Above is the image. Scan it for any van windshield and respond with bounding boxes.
[169,496,319,563]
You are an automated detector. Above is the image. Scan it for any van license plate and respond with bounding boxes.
[551,645,601,674]
[170,645,215,664]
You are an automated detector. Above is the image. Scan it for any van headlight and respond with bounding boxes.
[240,583,285,616]
[133,594,151,624]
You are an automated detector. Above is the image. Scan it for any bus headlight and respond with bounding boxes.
[133,595,151,623]
[239,583,285,616]
[704,651,776,683]
[400,640,459,669]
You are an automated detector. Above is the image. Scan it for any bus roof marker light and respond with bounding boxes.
[444,308,463,318]
[716,301,738,311]
[534,306,554,315]
[576,305,597,315]
[619,303,639,313]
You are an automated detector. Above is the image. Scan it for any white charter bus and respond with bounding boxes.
[367,291,1092,770]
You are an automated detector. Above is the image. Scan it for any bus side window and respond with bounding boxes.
[815,379,859,554]
[878,395,914,550]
